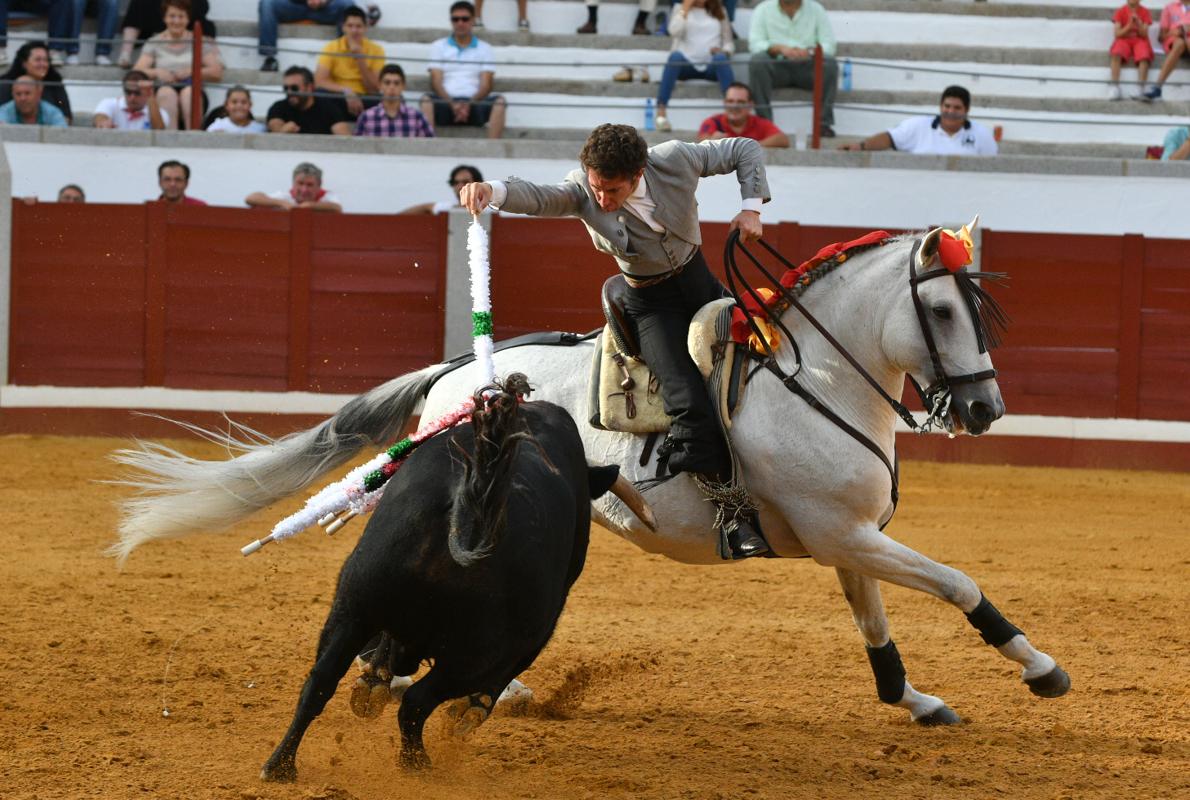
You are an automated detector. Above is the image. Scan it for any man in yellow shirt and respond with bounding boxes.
[314,6,385,118]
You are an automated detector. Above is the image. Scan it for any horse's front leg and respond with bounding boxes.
[836,568,961,725]
[816,524,1070,700]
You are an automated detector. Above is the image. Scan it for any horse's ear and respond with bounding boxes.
[967,213,980,233]
[917,227,944,270]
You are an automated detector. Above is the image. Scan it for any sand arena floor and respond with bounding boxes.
[0,434,1187,800]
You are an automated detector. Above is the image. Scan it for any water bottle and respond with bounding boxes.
[644,98,656,131]
[842,58,852,92]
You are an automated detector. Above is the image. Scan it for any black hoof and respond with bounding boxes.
[400,747,431,772]
[915,705,962,726]
[260,759,297,783]
[1026,665,1071,698]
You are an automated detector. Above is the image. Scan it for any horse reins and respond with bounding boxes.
[723,230,997,513]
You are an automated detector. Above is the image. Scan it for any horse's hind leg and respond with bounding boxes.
[349,632,413,719]
[818,524,1069,699]
[261,614,372,782]
[836,568,960,726]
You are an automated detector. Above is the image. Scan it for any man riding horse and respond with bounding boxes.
[461,123,771,559]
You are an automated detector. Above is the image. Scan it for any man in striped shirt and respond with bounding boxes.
[354,64,435,138]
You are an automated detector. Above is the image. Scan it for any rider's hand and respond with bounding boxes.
[731,209,763,242]
[459,181,493,215]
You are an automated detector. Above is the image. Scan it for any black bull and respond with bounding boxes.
[261,391,652,780]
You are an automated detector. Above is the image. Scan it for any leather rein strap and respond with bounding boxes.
[722,230,994,512]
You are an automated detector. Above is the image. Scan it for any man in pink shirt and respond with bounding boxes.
[1141,0,1190,99]
[157,160,207,206]
[696,82,790,148]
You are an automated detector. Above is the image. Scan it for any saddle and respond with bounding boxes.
[589,275,748,434]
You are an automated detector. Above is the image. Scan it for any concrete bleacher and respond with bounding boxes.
[8,0,1190,157]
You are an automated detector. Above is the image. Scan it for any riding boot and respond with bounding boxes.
[722,509,770,560]
[691,473,771,560]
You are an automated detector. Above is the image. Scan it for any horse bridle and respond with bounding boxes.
[723,230,999,511]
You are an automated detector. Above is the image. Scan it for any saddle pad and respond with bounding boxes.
[588,299,744,434]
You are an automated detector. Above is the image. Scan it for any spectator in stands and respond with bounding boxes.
[157,160,206,205]
[474,0,530,31]
[57,184,85,202]
[93,69,168,129]
[355,64,435,137]
[68,0,119,65]
[314,5,384,118]
[1160,124,1190,158]
[246,162,343,212]
[399,164,483,214]
[696,82,789,147]
[0,75,68,125]
[0,41,72,122]
[748,0,838,137]
[1141,0,1190,100]
[420,1,507,140]
[577,0,656,35]
[655,0,734,133]
[2,0,75,66]
[205,85,267,133]
[838,85,998,156]
[268,66,353,135]
[258,0,357,72]
[117,0,214,68]
[1108,0,1153,99]
[132,0,223,130]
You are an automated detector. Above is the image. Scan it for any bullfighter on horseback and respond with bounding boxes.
[460,123,771,559]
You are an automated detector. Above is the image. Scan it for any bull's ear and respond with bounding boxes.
[587,464,620,499]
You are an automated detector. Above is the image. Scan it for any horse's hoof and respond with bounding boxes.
[349,676,390,719]
[1026,665,1071,698]
[400,747,431,772]
[260,760,297,783]
[915,704,962,726]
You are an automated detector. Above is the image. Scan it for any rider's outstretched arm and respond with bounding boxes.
[489,173,588,218]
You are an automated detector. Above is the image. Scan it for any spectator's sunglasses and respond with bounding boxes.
[123,85,141,95]
[451,15,472,22]
[283,82,304,93]
[449,179,473,187]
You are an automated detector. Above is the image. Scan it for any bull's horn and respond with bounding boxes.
[610,473,658,532]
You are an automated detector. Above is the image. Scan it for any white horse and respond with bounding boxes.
[113,225,1070,726]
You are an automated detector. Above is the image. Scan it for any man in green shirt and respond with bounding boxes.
[748,0,838,136]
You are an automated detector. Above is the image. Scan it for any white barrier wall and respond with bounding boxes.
[5,141,1190,238]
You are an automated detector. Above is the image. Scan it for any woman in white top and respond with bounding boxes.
[206,86,267,134]
[132,0,224,130]
[655,0,735,132]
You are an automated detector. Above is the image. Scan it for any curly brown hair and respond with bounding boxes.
[579,124,648,179]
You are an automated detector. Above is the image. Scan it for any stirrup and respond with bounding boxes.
[692,475,769,559]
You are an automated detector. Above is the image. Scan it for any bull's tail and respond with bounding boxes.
[109,366,439,566]
[447,374,538,568]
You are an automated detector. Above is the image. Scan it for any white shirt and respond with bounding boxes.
[207,117,267,134]
[428,36,495,98]
[93,96,170,130]
[673,7,727,67]
[268,189,342,205]
[888,115,998,157]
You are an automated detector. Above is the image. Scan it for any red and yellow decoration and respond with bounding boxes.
[937,220,976,272]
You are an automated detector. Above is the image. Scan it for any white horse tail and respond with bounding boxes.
[109,365,440,565]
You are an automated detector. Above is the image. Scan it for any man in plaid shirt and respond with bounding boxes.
[354,64,435,137]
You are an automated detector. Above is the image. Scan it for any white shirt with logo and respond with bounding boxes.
[428,36,495,98]
[888,115,998,156]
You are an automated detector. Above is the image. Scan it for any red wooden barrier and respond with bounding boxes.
[9,203,448,394]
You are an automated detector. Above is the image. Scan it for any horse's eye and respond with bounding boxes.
[931,305,952,321]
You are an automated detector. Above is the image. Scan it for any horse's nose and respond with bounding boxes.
[970,399,1001,428]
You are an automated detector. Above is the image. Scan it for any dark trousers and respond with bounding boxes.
[621,249,731,477]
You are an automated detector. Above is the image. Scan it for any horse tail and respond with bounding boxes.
[109,366,439,565]
[447,374,535,568]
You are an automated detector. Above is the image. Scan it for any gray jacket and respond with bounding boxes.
[494,138,771,278]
